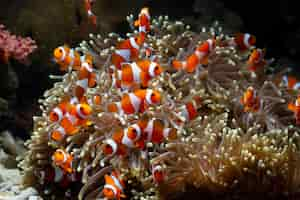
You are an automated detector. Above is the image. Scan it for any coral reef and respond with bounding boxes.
[20,8,299,200]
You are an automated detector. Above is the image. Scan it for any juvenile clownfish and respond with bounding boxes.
[233,33,256,51]
[111,34,145,70]
[172,38,216,73]
[102,171,126,200]
[53,46,82,71]
[240,86,260,112]
[247,48,266,72]
[134,7,151,38]
[113,60,163,90]
[84,0,97,26]
[102,124,144,156]
[52,149,73,174]
[107,89,161,115]
[49,100,70,123]
[75,61,98,100]
[288,96,300,125]
[175,95,202,124]
[143,118,177,144]
[281,75,300,90]
[68,101,93,126]
[152,165,165,184]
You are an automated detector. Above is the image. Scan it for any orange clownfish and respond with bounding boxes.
[49,100,70,123]
[288,96,300,125]
[68,102,93,126]
[240,86,260,112]
[52,149,74,174]
[172,38,216,73]
[134,7,151,37]
[107,89,161,115]
[102,171,126,200]
[111,35,145,70]
[75,61,97,100]
[143,118,177,144]
[53,46,82,71]
[175,95,202,124]
[281,75,300,90]
[152,165,165,184]
[114,60,163,90]
[84,0,97,26]
[233,33,256,51]
[247,48,266,72]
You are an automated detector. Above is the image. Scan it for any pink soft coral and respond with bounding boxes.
[0,24,37,64]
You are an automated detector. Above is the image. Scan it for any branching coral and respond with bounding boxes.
[19,8,299,200]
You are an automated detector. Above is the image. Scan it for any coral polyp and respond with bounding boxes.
[19,7,299,200]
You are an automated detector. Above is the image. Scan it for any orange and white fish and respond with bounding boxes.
[49,125,68,142]
[102,171,126,200]
[107,89,161,115]
[102,124,144,156]
[84,0,97,26]
[152,164,165,184]
[240,86,260,112]
[68,101,93,126]
[288,96,300,125]
[49,100,70,123]
[143,118,177,144]
[281,75,300,90]
[52,149,74,174]
[53,46,82,71]
[175,95,202,124]
[113,60,163,90]
[111,35,145,70]
[134,7,151,39]
[247,48,266,72]
[233,33,256,51]
[75,61,97,100]
[172,38,216,73]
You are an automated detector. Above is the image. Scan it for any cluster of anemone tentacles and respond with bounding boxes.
[19,8,300,200]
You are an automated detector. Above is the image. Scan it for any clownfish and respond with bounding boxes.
[172,38,216,73]
[68,101,93,126]
[288,96,300,125]
[36,166,78,188]
[111,34,145,70]
[114,60,163,90]
[102,124,144,156]
[240,86,260,112]
[175,95,202,124]
[143,118,177,144]
[75,61,97,100]
[84,0,97,26]
[52,149,74,174]
[247,48,266,72]
[134,7,151,38]
[281,75,300,90]
[49,100,70,123]
[102,171,126,200]
[233,33,256,51]
[53,46,82,71]
[152,165,165,184]
[107,89,161,115]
